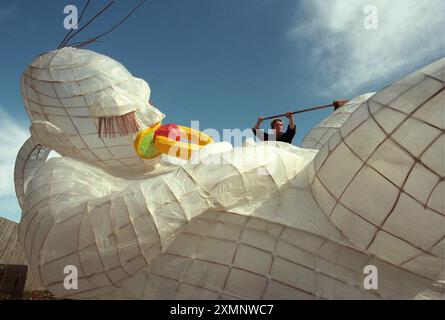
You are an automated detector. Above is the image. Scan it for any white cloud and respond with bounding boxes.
[289,0,445,96]
[0,106,29,222]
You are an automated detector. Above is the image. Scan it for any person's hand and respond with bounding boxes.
[333,100,349,108]
[285,112,293,119]
[258,116,264,122]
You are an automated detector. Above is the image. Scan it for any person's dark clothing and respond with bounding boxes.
[252,125,296,144]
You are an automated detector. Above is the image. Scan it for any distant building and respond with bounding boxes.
[0,217,43,291]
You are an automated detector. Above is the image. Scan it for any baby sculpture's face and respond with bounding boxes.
[21,47,164,175]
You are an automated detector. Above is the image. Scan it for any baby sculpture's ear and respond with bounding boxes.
[29,120,76,154]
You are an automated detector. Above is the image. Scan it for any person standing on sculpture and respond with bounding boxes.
[252,112,296,144]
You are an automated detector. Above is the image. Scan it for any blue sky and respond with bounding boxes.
[0,0,444,222]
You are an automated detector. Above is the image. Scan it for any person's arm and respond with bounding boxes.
[254,116,264,130]
[286,112,295,130]
[252,117,268,141]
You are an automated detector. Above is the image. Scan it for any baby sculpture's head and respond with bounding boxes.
[21,47,164,175]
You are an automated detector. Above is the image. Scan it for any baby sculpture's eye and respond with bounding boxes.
[97,111,142,139]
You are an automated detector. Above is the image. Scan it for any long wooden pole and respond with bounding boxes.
[262,103,333,120]
[262,100,349,120]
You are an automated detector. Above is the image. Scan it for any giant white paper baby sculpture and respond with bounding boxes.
[15,47,444,299]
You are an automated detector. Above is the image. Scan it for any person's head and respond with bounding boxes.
[271,119,284,133]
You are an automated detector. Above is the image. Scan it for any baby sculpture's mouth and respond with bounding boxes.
[134,122,213,161]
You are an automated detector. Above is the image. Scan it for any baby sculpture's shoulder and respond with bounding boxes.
[25,156,129,207]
